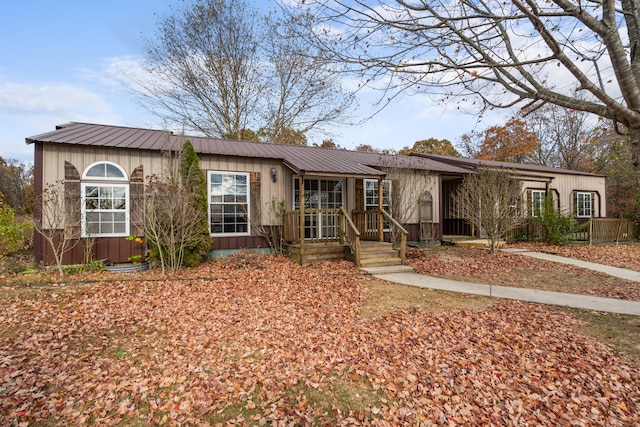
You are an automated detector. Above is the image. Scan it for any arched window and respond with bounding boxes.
[83,162,127,180]
[81,161,129,237]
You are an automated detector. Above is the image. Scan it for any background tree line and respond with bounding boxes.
[0,157,33,215]
[0,157,33,260]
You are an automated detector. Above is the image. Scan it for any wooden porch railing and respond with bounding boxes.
[282,208,342,243]
[506,218,639,244]
[586,218,638,244]
[283,207,408,266]
[339,206,361,267]
[352,209,382,241]
[381,209,408,264]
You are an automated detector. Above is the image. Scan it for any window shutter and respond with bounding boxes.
[130,166,144,236]
[250,172,261,235]
[64,161,81,239]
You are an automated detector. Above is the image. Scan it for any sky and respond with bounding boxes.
[0,1,509,165]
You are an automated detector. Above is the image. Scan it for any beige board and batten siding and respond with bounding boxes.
[554,173,606,217]
[40,143,289,226]
[517,171,607,217]
[41,144,151,184]
[384,169,440,224]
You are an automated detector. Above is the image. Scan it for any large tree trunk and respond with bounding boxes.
[630,126,640,221]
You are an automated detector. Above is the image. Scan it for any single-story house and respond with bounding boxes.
[26,122,607,267]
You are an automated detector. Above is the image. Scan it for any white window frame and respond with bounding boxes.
[82,160,128,180]
[208,171,251,237]
[81,161,130,237]
[530,189,545,217]
[293,178,344,210]
[576,192,592,218]
[363,179,392,213]
[364,179,392,231]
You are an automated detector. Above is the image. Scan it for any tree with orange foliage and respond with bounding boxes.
[476,118,539,163]
[268,127,308,146]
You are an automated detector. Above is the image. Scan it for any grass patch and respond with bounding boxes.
[359,276,495,319]
[364,275,640,367]
[285,373,386,423]
[552,307,640,365]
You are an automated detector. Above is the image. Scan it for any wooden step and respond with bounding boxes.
[359,257,403,267]
[361,265,414,275]
[359,241,394,252]
[359,249,400,260]
[344,241,404,267]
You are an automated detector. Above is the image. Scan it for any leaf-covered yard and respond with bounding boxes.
[407,243,640,301]
[1,254,639,425]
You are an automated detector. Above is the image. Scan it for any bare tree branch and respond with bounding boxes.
[290,0,640,218]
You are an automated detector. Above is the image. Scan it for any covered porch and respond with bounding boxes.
[281,175,407,267]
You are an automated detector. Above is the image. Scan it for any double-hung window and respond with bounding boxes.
[364,179,392,213]
[364,179,392,230]
[208,171,249,235]
[81,162,129,237]
[530,190,545,217]
[576,192,592,218]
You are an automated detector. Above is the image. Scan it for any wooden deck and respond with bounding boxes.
[283,242,347,266]
[282,207,407,267]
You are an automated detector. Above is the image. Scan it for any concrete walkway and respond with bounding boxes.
[365,249,640,316]
[370,272,640,316]
[500,247,640,282]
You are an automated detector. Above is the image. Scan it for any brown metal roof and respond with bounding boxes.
[28,122,597,178]
[411,153,605,177]
[26,122,386,177]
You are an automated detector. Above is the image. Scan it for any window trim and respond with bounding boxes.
[82,160,128,181]
[576,191,593,218]
[293,178,344,210]
[363,179,392,212]
[208,170,251,237]
[363,179,392,231]
[530,189,546,218]
[81,182,130,237]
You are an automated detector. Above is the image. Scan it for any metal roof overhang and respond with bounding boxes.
[281,159,385,179]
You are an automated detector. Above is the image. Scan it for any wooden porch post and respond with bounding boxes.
[377,177,384,242]
[299,176,305,250]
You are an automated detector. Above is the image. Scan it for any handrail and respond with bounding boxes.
[381,209,408,235]
[340,207,361,238]
[381,209,408,264]
[339,206,361,267]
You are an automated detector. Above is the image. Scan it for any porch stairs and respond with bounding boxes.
[347,241,405,268]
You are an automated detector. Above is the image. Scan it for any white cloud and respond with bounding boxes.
[78,55,148,91]
[0,79,119,121]
[0,77,125,163]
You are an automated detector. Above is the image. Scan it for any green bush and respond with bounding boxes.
[0,197,32,256]
[533,195,587,245]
